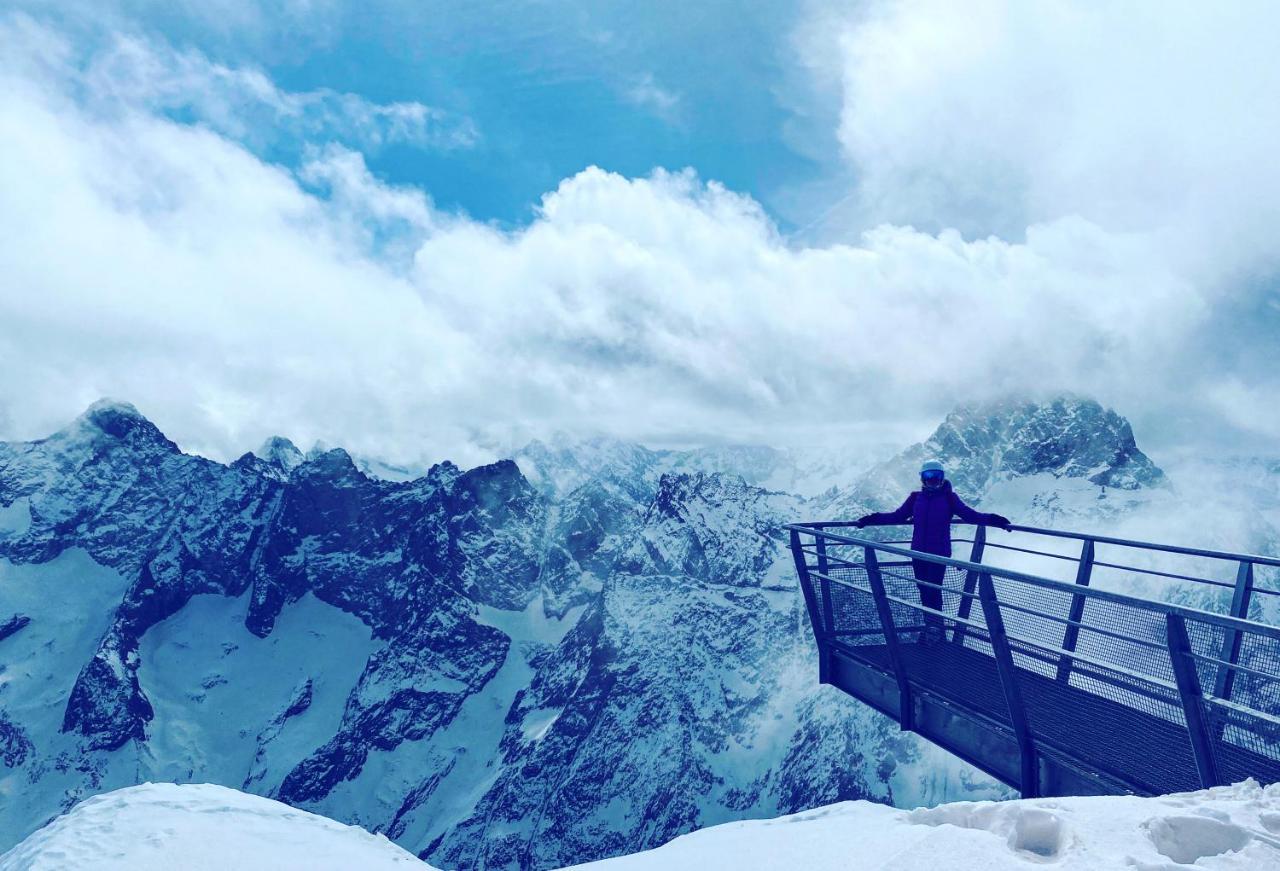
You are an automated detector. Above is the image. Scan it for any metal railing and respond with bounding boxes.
[787,521,1280,797]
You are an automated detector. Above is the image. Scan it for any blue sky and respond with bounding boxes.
[2,1,1279,466]
[41,1,834,232]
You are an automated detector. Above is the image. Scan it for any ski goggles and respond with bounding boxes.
[920,469,945,482]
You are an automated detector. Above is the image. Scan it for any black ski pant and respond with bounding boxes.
[912,558,946,625]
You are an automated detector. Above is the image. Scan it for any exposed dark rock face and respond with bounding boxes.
[0,613,29,642]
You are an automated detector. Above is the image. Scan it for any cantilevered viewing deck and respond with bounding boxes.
[786,522,1280,797]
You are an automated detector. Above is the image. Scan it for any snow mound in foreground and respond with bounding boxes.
[0,783,431,871]
[5,781,1280,870]
[574,780,1280,870]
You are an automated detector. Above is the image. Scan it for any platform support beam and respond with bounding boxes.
[1057,538,1095,683]
[952,525,985,647]
[1213,560,1254,703]
[790,529,826,662]
[865,546,913,731]
[1167,613,1221,788]
[978,572,1039,798]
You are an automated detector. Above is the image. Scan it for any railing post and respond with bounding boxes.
[952,525,985,646]
[1213,561,1254,702]
[818,575,836,684]
[816,531,835,684]
[864,546,913,731]
[1166,613,1221,788]
[1056,538,1095,683]
[790,529,825,650]
[977,573,1039,797]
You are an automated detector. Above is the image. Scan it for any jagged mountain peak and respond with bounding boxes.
[847,394,1164,511]
[57,398,177,453]
[293,446,363,482]
[256,436,304,475]
[649,470,759,518]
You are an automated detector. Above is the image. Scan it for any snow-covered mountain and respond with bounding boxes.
[830,395,1168,526]
[0,395,1236,868]
[4,779,1275,870]
[513,434,874,501]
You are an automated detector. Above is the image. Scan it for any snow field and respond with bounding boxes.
[571,779,1280,870]
[0,782,430,870]
[5,780,1277,870]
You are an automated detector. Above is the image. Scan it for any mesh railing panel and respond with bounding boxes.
[988,578,1075,680]
[1198,626,1280,785]
[1073,596,1173,683]
[1183,619,1230,690]
[1017,652,1198,794]
[876,561,935,634]
[1204,701,1280,785]
[892,621,1014,732]
[1232,632,1280,713]
[822,564,885,647]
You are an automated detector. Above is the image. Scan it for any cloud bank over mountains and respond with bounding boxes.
[0,2,1277,468]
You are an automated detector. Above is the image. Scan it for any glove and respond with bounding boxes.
[988,514,1012,530]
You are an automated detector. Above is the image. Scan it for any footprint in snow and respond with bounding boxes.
[1142,814,1252,865]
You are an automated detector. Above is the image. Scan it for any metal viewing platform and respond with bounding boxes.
[786,521,1280,797]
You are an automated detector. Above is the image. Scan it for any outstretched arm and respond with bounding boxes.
[949,492,1011,529]
[857,493,916,527]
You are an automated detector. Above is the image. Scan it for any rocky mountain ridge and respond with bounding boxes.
[0,395,1186,868]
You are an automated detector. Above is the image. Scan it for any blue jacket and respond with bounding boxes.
[859,481,1003,556]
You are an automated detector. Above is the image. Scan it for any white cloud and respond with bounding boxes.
[64,20,477,153]
[625,73,682,122]
[830,0,1280,260]
[0,7,1277,469]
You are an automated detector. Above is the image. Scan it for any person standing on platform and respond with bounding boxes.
[854,461,1011,641]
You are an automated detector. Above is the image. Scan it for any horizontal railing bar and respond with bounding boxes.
[1000,630,1181,694]
[807,570,975,605]
[784,525,1280,643]
[1202,694,1280,730]
[789,519,1280,569]
[982,541,1081,562]
[874,567,975,595]
[876,593,992,633]
[1091,559,1238,590]
[999,640,1187,711]
[875,592,1188,704]
[797,545,861,565]
[1186,651,1280,684]
[1050,659,1186,712]
[1010,524,1280,569]
[992,600,1170,652]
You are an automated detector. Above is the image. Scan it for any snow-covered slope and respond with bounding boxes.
[0,783,430,871]
[5,780,1277,871]
[574,780,1280,870]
